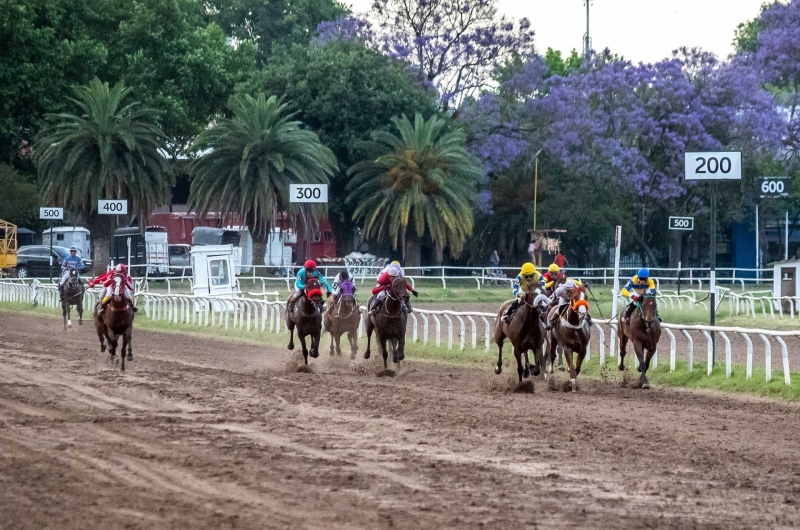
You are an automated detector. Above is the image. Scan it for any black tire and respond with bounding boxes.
[15,266,28,279]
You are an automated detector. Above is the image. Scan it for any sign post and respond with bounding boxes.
[757,177,792,266]
[610,225,622,357]
[684,151,742,367]
[289,185,328,261]
[99,200,128,272]
[40,207,64,283]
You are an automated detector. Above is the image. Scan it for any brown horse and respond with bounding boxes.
[365,276,408,371]
[546,293,591,392]
[286,278,325,365]
[61,267,85,331]
[619,292,661,389]
[94,273,134,371]
[493,281,548,383]
[323,279,360,358]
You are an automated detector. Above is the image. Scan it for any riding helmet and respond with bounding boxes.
[388,265,401,277]
[304,260,316,270]
[69,246,78,252]
[521,262,536,275]
[548,263,560,273]
[340,270,350,280]
[637,267,649,279]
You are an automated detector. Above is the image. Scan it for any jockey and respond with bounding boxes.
[546,279,593,329]
[620,267,658,323]
[369,265,417,315]
[380,260,404,276]
[501,262,545,323]
[542,263,561,291]
[331,269,355,303]
[288,260,332,311]
[97,264,137,315]
[58,246,86,302]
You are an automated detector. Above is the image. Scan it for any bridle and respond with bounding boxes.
[381,277,406,318]
[636,293,658,327]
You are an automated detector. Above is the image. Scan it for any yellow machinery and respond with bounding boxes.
[0,219,18,277]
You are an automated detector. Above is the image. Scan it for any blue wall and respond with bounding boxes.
[731,221,757,278]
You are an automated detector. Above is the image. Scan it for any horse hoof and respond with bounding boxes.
[364,351,371,360]
[522,368,530,379]
[642,382,651,390]
[494,366,502,375]
[395,352,405,363]
[287,343,294,351]
[618,364,625,372]
[310,350,319,359]
[532,366,541,377]
[78,321,83,326]
[127,354,133,361]
[571,379,578,392]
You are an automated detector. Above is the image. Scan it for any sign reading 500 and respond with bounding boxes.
[289,184,328,203]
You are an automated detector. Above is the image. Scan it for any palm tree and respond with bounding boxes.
[35,79,172,273]
[187,94,337,244]
[347,114,481,266]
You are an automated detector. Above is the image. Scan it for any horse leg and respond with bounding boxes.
[310,331,320,359]
[126,327,133,361]
[532,340,543,377]
[62,303,68,331]
[120,332,127,372]
[96,324,106,353]
[513,345,524,383]
[77,300,83,325]
[394,332,405,364]
[287,322,295,351]
[563,345,577,392]
[364,317,373,360]
[640,345,655,390]
[522,349,531,379]
[299,333,309,365]
[334,331,343,356]
[350,331,358,358]
[380,334,389,370]
[557,343,565,371]
[494,338,504,375]
[618,331,629,371]
[107,330,118,360]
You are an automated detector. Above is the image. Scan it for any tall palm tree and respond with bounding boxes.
[187,94,337,242]
[347,114,481,266]
[35,79,172,273]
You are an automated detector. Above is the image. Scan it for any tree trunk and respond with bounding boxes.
[86,213,114,275]
[668,232,683,268]
[252,233,267,269]
[634,234,661,268]
[404,230,421,270]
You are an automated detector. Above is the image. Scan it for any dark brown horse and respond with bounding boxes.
[546,293,591,392]
[94,274,134,371]
[365,276,408,371]
[619,292,661,389]
[323,279,360,358]
[286,278,325,365]
[493,280,548,383]
[61,267,85,331]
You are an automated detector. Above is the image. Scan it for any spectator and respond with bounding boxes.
[489,249,500,269]
[554,252,569,269]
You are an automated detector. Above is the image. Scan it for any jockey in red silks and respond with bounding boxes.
[369,264,418,315]
[89,264,137,315]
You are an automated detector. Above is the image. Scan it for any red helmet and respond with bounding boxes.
[304,260,316,270]
[116,263,127,273]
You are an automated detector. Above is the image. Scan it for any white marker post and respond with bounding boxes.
[610,225,622,358]
[684,151,742,367]
[289,184,328,261]
[40,207,64,282]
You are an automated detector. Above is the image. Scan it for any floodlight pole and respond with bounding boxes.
[583,1,591,57]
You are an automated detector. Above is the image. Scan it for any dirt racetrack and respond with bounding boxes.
[1,311,800,529]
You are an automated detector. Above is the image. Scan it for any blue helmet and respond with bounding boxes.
[69,246,78,251]
[637,267,650,279]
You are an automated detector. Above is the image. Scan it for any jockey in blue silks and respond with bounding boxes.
[59,246,86,301]
[288,259,333,311]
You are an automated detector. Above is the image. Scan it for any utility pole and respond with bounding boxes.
[583,1,591,58]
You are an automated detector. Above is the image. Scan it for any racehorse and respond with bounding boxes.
[618,292,661,389]
[545,289,591,392]
[323,279,360,358]
[364,276,408,370]
[286,277,325,365]
[94,274,134,371]
[493,278,549,383]
[61,267,85,331]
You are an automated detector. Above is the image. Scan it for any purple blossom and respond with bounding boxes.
[313,16,375,46]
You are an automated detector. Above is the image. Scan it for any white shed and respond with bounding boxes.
[191,245,240,298]
[43,227,91,259]
[772,259,800,312]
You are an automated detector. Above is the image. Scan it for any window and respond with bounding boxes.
[86,234,90,241]
[56,234,64,241]
[310,229,321,243]
[209,259,229,286]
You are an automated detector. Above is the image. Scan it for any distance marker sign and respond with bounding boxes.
[684,152,742,181]
[758,176,791,198]
[39,207,64,220]
[98,200,128,215]
[669,216,694,231]
[289,184,328,203]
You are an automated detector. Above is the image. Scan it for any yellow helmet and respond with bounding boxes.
[521,262,536,275]
[391,260,400,266]
[548,264,560,273]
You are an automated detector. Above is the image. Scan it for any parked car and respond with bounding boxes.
[168,244,191,275]
[15,245,93,279]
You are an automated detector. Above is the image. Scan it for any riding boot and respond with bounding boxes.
[586,314,594,327]
[404,301,413,313]
[369,299,381,315]
[58,284,64,302]
[622,303,635,324]
[501,299,519,323]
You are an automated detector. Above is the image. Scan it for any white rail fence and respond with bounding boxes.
[2,281,798,386]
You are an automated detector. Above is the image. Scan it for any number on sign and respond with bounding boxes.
[695,156,732,175]
[295,187,322,200]
[761,181,785,194]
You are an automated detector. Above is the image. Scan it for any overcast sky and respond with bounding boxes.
[345,0,769,64]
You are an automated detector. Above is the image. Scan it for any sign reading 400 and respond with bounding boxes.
[289,184,328,203]
[98,200,128,215]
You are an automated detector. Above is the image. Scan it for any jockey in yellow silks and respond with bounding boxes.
[501,262,545,323]
[620,267,658,322]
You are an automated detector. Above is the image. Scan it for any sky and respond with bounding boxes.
[345,0,770,64]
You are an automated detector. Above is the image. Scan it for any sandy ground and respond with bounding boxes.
[1,310,800,529]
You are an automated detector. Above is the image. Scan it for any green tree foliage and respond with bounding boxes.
[34,79,172,272]
[240,39,438,251]
[188,94,337,235]
[209,0,348,63]
[0,165,40,228]
[543,48,582,77]
[732,1,779,54]
[347,114,482,266]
